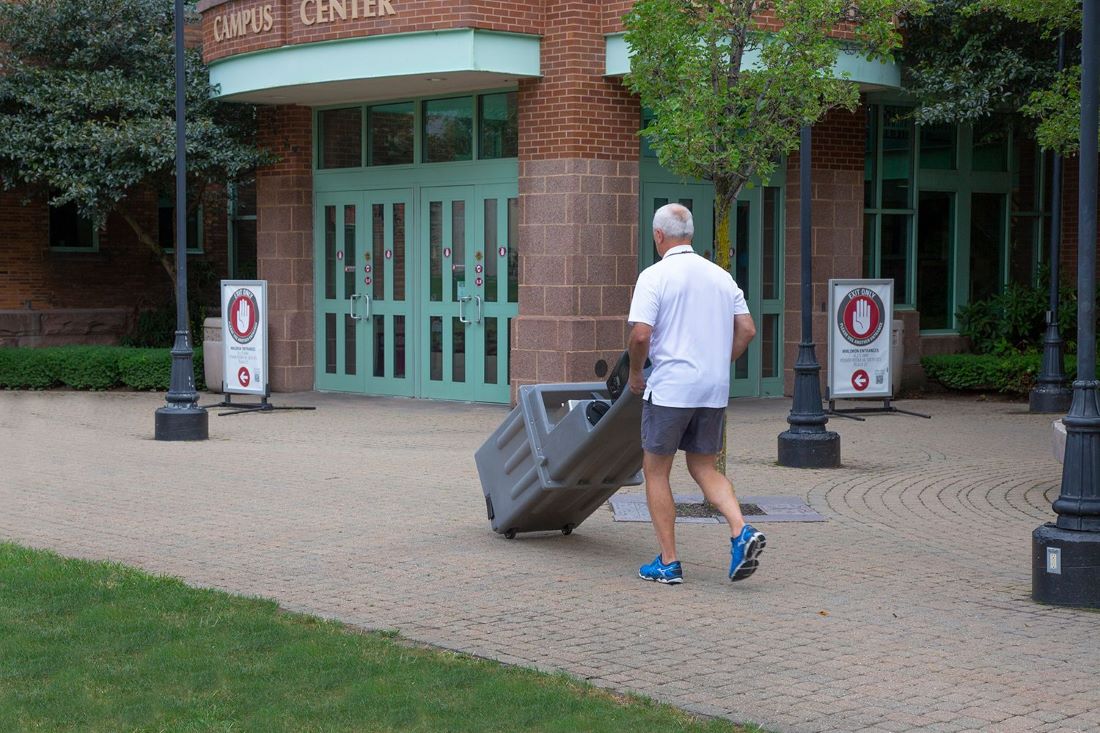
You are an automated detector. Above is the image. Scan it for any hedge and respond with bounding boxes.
[921,352,1083,395]
[0,346,205,391]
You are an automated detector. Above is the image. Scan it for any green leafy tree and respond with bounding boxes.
[0,0,273,282]
[624,0,924,272]
[903,0,1089,155]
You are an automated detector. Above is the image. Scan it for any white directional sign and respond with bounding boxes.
[827,279,893,400]
[221,280,268,396]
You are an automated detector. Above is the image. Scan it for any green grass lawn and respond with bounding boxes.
[0,543,755,732]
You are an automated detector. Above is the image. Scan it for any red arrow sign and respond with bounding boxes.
[851,369,869,391]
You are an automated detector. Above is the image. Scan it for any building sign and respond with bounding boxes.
[827,279,893,399]
[300,0,396,25]
[211,0,398,43]
[222,280,268,396]
[212,4,275,41]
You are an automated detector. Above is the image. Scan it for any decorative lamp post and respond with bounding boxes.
[1030,33,1072,414]
[778,125,840,468]
[1032,2,1100,607]
[154,0,208,441]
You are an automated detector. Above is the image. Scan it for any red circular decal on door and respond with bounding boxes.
[237,366,251,388]
[851,369,869,392]
[227,289,259,344]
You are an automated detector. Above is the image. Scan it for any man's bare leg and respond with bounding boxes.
[685,452,745,538]
[643,451,678,562]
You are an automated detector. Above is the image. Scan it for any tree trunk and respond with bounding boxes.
[119,208,175,284]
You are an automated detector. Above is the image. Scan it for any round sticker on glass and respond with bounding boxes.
[385,250,393,260]
[443,248,451,258]
[475,264,483,274]
[498,247,507,257]
[475,277,483,287]
[336,251,344,261]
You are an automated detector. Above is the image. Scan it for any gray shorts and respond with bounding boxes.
[641,400,725,456]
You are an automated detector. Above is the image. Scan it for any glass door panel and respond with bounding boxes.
[361,189,415,397]
[314,194,365,392]
[917,191,955,329]
[420,186,476,400]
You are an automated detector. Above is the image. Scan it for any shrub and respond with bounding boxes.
[0,346,205,392]
[52,346,121,390]
[0,348,56,389]
[922,352,1084,395]
[957,281,1079,355]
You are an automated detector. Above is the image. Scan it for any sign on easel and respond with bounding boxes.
[827,279,893,399]
[221,280,268,396]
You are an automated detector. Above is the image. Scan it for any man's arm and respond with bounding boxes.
[731,314,756,362]
[627,322,653,395]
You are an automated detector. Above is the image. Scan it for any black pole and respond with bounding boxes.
[155,0,208,441]
[1030,34,1071,414]
[778,125,840,468]
[1033,1,1100,607]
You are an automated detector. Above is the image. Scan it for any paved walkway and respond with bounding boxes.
[1,390,1097,733]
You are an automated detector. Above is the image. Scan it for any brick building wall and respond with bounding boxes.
[509,2,641,399]
[256,104,315,391]
[0,186,229,347]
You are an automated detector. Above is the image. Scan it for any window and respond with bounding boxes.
[423,96,474,163]
[479,92,518,159]
[158,193,202,253]
[863,104,915,306]
[369,102,414,166]
[48,202,97,251]
[318,107,363,169]
[229,178,257,279]
[316,93,518,169]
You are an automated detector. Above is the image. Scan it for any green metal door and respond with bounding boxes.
[361,189,416,396]
[315,194,365,392]
[729,186,785,397]
[419,184,518,401]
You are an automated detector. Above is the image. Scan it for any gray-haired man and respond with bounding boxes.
[627,203,765,585]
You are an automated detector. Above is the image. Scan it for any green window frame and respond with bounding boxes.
[863,104,917,308]
[863,103,1048,333]
[158,192,203,254]
[314,90,518,171]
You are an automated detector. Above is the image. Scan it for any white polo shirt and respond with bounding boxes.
[627,244,750,408]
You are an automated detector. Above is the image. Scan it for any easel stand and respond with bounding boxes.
[825,393,931,422]
[206,387,316,417]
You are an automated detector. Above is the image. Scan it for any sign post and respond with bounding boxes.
[826,278,929,420]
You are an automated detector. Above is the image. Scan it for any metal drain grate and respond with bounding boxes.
[609,494,826,523]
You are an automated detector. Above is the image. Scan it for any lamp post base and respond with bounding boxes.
[1030,385,1072,414]
[155,406,209,441]
[777,430,840,468]
[1033,523,1100,608]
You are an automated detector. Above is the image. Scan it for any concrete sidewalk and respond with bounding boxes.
[1,391,1096,733]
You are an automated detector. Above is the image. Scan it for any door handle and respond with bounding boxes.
[457,295,472,324]
[348,293,363,321]
[363,293,373,319]
[473,295,483,324]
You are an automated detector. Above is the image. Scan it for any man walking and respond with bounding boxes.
[627,203,765,585]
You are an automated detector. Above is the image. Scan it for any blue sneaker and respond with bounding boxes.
[639,555,684,584]
[729,525,766,581]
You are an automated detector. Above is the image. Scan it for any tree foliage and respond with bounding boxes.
[902,0,1090,155]
[624,0,923,269]
[0,0,273,279]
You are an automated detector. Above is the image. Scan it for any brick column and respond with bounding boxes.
[257,104,314,392]
[510,3,640,400]
[783,106,865,396]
